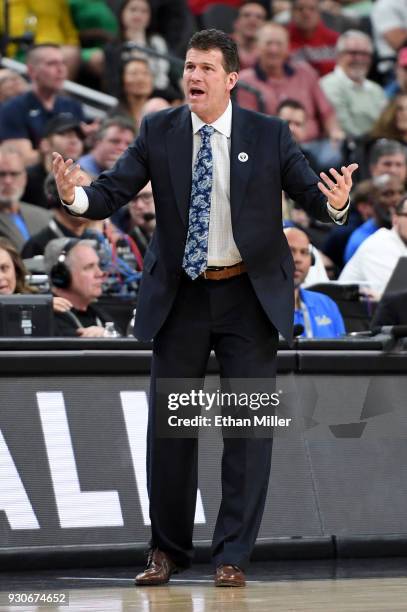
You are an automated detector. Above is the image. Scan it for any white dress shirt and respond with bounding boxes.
[339,227,407,296]
[64,100,349,264]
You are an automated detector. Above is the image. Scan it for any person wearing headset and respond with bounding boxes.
[284,227,346,338]
[43,237,121,337]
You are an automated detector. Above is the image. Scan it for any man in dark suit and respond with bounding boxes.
[53,29,357,587]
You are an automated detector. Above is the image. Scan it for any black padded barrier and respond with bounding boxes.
[0,337,406,569]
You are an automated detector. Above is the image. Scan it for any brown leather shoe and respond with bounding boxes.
[215,564,246,587]
[134,549,178,586]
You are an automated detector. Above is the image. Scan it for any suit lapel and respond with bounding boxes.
[230,104,255,222]
[166,106,193,226]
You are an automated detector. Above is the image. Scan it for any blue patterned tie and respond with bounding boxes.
[182,124,215,279]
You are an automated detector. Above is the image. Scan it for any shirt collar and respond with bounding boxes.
[334,65,367,89]
[191,99,232,138]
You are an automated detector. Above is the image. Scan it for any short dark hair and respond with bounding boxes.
[369,138,407,167]
[95,115,137,141]
[187,29,240,73]
[276,98,306,115]
[26,44,61,65]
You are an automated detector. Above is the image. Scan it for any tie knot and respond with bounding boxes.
[199,124,215,140]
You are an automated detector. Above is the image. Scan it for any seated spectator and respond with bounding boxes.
[284,227,346,338]
[320,30,387,138]
[103,0,172,97]
[0,236,72,314]
[232,1,267,69]
[111,58,154,128]
[369,93,407,146]
[276,99,318,171]
[371,0,407,83]
[323,178,376,271]
[67,0,119,83]
[367,139,407,185]
[339,196,407,297]
[44,237,122,337]
[112,182,156,257]
[0,69,29,105]
[1,0,81,79]
[0,45,86,166]
[237,22,344,170]
[22,175,90,258]
[22,116,85,209]
[385,48,407,99]
[0,147,51,252]
[78,116,136,177]
[371,290,407,327]
[344,173,404,262]
[0,237,36,295]
[288,0,339,77]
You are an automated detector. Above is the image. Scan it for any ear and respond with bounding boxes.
[227,71,239,92]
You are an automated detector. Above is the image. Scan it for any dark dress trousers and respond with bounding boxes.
[81,103,333,569]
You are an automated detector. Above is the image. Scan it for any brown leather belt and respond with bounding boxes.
[200,262,247,280]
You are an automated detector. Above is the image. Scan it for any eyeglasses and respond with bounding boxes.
[342,50,372,57]
[396,212,407,217]
[0,171,24,178]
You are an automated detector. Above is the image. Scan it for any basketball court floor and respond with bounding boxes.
[1,558,406,611]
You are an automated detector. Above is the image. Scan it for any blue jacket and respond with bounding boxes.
[294,288,346,338]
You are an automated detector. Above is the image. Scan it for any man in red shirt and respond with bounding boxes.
[288,0,339,77]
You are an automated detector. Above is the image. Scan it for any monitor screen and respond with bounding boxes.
[0,294,54,337]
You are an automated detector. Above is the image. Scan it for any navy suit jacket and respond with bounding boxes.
[82,103,332,342]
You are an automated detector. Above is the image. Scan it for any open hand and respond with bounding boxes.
[52,152,92,205]
[318,163,358,210]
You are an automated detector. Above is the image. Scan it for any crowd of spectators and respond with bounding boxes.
[1,0,407,337]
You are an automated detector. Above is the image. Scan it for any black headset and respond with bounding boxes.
[50,238,81,289]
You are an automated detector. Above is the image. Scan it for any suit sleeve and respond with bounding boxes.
[279,121,332,223]
[82,118,150,220]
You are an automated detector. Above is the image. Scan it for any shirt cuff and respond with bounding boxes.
[61,186,89,215]
[327,198,350,225]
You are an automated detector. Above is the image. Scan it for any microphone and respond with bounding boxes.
[143,212,156,222]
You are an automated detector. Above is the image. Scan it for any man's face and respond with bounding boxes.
[278,106,307,142]
[94,126,135,170]
[256,25,290,70]
[292,0,320,33]
[377,176,405,212]
[68,245,104,303]
[371,154,407,184]
[44,130,84,161]
[393,200,407,245]
[234,3,267,39]
[29,47,67,92]
[0,153,27,207]
[285,229,312,287]
[183,48,238,123]
[338,37,373,83]
[129,182,155,228]
[0,247,16,294]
